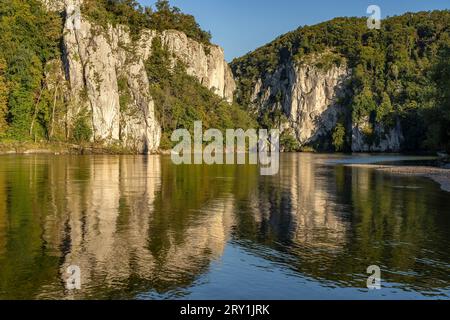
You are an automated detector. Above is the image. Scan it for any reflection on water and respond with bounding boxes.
[0,154,449,299]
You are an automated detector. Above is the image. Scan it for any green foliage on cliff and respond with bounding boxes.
[332,123,346,152]
[431,46,450,152]
[83,0,211,45]
[231,10,450,151]
[0,58,8,138]
[73,115,92,143]
[0,0,63,141]
[280,131,301,152]
[145,38,256,149]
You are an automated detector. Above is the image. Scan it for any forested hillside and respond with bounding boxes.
[1,1,448,153]
[0,0,62,140]
[231,11,450,152]
[146,37,255,149]
[0,0,254,150]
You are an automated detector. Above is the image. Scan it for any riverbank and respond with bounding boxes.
[3,143,450,192]
[0,141,151,155]
[346,164,450,192]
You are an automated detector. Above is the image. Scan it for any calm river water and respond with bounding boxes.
[0,154,449,299]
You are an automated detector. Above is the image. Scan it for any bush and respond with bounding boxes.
[332,123,346,152]
[73,116,92,143]
[280,131,300,152]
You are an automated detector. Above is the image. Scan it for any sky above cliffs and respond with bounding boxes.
[140,0,450,61]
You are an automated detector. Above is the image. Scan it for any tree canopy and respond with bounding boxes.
[83,0,212,44]
[231,10,450,151]
[0,0,62,140]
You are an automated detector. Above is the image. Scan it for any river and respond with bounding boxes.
[0,154,449,299]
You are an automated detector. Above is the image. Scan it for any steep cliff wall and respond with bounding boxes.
[351,118,403,152]
[151,30,235,102]
[137,29,235,103]
[249,60,349,147]
[63,8,161,153]
[241,56,404,152]
[43,0,235,153]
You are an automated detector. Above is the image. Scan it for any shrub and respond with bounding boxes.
[73,116,92,143]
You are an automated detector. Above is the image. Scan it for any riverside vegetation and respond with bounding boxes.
[0,1,449,154]
[0,0,254,153]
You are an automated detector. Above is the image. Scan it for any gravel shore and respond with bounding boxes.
[346,164,450,192]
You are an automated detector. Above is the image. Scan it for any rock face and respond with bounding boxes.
[245,58,404,152]
[351,118,404,152]
[156,30,235,103]
[249,60,349,148]
[40,0,65,11]
[137,29,235,103]
[43,0,235,153]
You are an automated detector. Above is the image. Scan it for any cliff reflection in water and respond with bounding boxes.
[237,154,450,295]
[0,156,245,299]
[0,154,449,299]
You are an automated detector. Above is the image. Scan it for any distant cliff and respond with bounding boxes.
[231,11,450,152]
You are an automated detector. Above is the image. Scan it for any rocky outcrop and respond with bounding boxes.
[61,12,160,152]
[43,0,235,153]
[140,30,236,103]
[352,118,403,152]
[40,0,66,11]
[249,59,349,148]
[245,57,404,152]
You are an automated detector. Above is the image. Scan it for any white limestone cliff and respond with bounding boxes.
[42,0,235,153]
[247,57,404,152]
[249,60,349,148]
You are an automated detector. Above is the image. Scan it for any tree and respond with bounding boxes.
[332,123,346,152]
[0,57,8,137]
[73,115,92,143]
[155,0,170,12]
[0,0,62,140]
[280,131,300,152]
[82,0,211,44]
[352,87,376,122]
[146,37,171,84]
[376,92,393,122]
[433,45,450,151]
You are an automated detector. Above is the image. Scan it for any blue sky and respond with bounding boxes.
[139,0,450,61]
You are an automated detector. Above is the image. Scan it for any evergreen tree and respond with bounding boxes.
[0,58,8,137]
[332,123,346,152]
[433,46,450,151]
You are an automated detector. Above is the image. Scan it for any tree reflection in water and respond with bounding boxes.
[0,154,448,299]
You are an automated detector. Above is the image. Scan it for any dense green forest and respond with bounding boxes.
[0,0,239,145]
[0,0,62,141]
[83,0,212,44]
[231,11,450,152]
[1,1,449,152]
